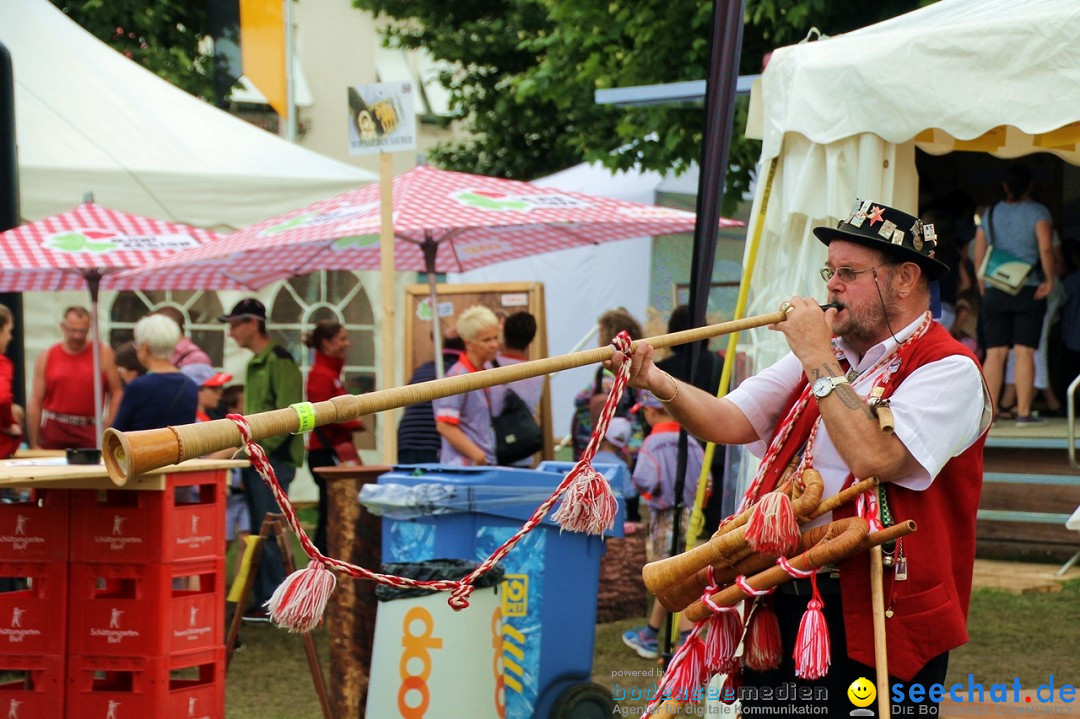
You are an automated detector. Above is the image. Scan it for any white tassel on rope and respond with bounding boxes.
[552,463,618,535]
[265,560,338,633]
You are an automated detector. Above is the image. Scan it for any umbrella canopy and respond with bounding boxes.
[133,165,738,287]
[0,202,255,291]
[0,202,255,446]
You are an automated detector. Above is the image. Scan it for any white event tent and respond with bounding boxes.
[1,0,376,231]
[739,0,1080,370]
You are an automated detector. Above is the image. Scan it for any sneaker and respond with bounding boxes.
[1015,415,1046,427]
[241,608,271,624]
[622,626,659,659]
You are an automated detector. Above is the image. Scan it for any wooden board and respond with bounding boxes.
[403,281,552,460]
[0,458,248,490]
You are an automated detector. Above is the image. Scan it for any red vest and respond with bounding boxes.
[761,322,986,680]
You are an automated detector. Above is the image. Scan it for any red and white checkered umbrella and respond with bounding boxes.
[0,202,254,447]
[134,165,742,287]
[0,202,252,292]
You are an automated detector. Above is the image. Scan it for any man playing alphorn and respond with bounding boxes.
[617,200,991,715]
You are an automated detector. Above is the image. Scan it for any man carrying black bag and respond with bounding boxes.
[493,312,543,466]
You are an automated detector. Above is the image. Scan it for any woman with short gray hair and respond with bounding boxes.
[110,314,198,432]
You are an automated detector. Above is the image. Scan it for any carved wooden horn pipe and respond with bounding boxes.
[103,310,790,485]
[683,519,916,623]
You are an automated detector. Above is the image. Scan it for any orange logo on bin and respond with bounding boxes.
[492,607,506,718]
[398,606,443,718]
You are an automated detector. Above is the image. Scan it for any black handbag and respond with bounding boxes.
[490,384,543,465]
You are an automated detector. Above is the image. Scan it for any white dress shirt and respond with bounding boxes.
[729,316,991,526]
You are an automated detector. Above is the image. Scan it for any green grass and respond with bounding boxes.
[946,580,1080,686]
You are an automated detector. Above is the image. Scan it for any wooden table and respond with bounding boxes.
[0,457,247,489]
[11,448,66,459]
[311,464,391,719]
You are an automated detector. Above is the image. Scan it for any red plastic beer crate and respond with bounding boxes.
[67,559,224,657]
[69,470,225,563]
[0,490,68,562]
[67,648,225,719]
[0,653,64,719]
[0,561,67,655]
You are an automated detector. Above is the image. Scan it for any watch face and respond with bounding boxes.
[812,377,833,398]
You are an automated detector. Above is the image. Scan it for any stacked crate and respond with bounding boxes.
[66,469,227,718]
[0,488,70,717]
[0,468,228,718]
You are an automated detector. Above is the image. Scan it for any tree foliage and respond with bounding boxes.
[357,0,933,202]
[49,0,217,102]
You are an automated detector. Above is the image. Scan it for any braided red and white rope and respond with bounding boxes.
[229,333,631,631]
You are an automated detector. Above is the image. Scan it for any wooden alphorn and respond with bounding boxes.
[646,477,878,612]
[102,311,789,485]
[643,470,845,611]
[683,519,916,623]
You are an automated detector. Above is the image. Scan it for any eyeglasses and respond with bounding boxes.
[819,265,881,283]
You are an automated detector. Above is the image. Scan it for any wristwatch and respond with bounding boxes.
[811,375,849,399]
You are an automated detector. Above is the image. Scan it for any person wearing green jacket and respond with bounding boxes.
[219,298,303,621]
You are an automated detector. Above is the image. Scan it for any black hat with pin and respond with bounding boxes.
[812,199,949,280]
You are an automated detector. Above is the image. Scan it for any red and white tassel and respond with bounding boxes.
[743,600,783,671]
[744,491,800,556]
[265,560,337,633]
[704,608,742,676]
[793,597,830,680]
[662,632,707,703]
[719,669,741,705]
[552,463,617,535]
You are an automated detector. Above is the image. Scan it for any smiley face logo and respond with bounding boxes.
[848,677,876,708]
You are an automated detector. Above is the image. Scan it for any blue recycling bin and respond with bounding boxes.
[371,463,626,719]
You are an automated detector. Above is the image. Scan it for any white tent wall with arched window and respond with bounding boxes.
[736,0,1080,374]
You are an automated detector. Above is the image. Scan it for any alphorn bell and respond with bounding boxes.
[102,310,794,485]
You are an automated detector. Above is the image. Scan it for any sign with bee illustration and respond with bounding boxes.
[347,81,416,155]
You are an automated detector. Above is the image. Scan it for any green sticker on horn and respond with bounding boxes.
[291,402,316,434]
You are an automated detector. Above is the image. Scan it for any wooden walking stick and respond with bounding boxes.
[103,310,792,485]
[871,544,891,719]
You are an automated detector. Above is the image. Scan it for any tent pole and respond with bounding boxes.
[378,152,397,464]
[667,0,747,658]
[421,234,444,379]
[283,0,297,142]
[87,270,104,449]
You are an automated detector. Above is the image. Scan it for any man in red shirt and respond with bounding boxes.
[27,306,122,449]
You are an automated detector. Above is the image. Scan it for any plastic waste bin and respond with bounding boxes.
[362,464,624,719]
[366,559,506,719]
